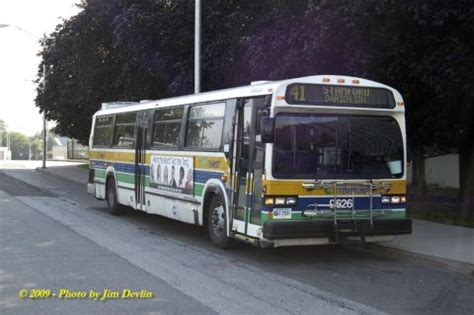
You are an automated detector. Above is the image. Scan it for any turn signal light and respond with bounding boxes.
[264,198,274,205]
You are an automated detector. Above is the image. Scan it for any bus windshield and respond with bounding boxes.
[273,113,404,179]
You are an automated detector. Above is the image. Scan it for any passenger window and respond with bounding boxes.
[152,107,184,148]
[113,113,137,148]
[93,115,114,147]
[185,103,225,150]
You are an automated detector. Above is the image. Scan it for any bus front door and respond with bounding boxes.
[232,98,264,237]
[134,115,148,211]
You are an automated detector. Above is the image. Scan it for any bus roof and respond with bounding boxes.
[94,75,403,116]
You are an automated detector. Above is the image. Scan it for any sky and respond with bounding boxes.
[0,0,82,136]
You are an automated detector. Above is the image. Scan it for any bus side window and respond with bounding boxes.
[93,115,114,147]
[152,107,184,148]
[113,113,137,148]
[185,103,225,150]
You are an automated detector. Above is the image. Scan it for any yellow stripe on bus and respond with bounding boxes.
[262,179,406,195]
[89,150,230,174]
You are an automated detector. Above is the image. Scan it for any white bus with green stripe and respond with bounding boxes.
[88,75,412,248]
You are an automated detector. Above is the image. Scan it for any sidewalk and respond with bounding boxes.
[34,163,474,267]
[385,219,474,265]
[36,161,89,186]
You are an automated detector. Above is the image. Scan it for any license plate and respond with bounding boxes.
[272,208,292,219]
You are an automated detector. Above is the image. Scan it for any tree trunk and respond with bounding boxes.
[411,145,426,195]
[458,132,474,217]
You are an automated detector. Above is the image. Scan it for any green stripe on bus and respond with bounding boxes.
[95,169,106,179]
[94,170,150,186]
[116,173,134,184]
[194,183,204,197]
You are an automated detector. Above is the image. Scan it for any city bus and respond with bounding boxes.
[87,75,412,248]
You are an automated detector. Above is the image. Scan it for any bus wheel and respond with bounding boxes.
[106,177,123,215]
[207,195,230,249]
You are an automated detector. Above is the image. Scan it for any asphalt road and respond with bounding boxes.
[0,166,473,315]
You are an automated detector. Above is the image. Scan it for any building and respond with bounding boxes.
[0,147,12,160]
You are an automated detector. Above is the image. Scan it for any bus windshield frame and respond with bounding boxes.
[272,113,404,180]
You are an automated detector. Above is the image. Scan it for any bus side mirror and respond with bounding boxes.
[260,117,274,143]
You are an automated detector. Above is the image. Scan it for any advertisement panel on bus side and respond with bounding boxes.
[150,155,194,195]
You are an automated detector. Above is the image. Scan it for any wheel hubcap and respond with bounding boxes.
[211,204,225,235]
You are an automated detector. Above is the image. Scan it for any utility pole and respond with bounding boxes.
[42,64,47,168]
[194,0,201,94]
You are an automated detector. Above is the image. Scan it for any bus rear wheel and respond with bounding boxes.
[106,177,124,215]
[207,195,231,249]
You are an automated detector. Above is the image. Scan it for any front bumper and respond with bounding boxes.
[262,218,412,240]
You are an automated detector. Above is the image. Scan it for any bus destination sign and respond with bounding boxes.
[285,84,396,108]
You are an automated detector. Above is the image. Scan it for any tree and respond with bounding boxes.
[0,118,6,147]
[29,131,58,160]
[36,1,127,144]
[237,0,474,209]
[353,0,474,209]
[36,0,272,144]
[9,132,29,160]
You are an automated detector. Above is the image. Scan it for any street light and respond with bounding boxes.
[0,24,48,168]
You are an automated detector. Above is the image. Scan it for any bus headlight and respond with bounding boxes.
[275,197,286,205]
[391,196,401,203]
[265,196,298,206]
[382,195,406,204]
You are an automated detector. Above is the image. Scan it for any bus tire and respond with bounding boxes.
[207,194,231,249]
[106,176,124,215]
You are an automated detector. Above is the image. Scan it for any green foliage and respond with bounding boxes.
[0,119,7,147]
[3,130,58,160]
[38,0,473,149]
[9,132,30,160]
[36,0,272,144]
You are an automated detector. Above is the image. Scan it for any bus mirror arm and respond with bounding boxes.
[260,117,274,143]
